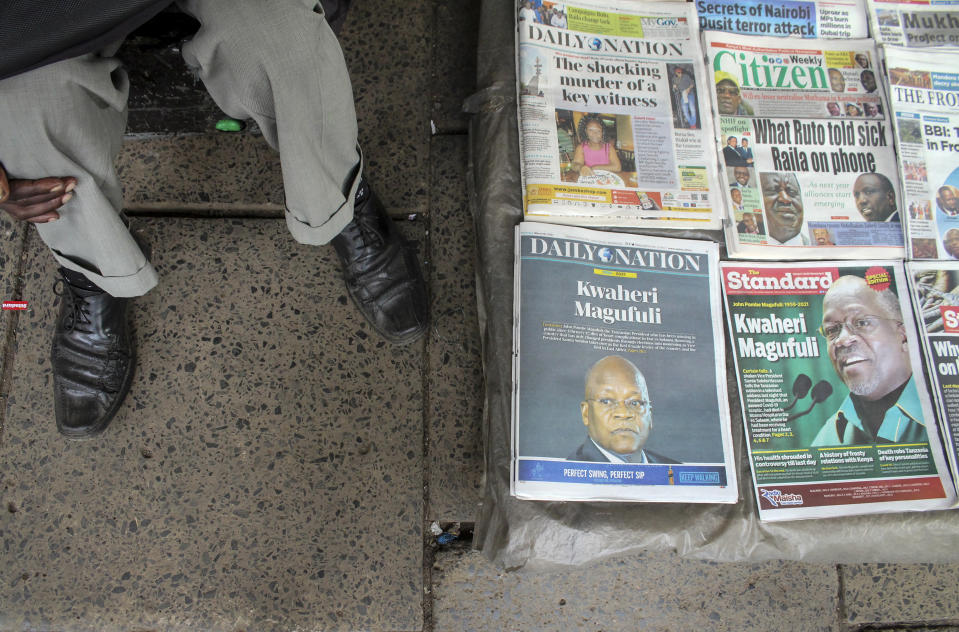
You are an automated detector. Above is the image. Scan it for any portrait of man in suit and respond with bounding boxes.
[568,355,678,463]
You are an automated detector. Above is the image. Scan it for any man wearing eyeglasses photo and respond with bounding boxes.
[811,275,925,446]
[567,355,678,464]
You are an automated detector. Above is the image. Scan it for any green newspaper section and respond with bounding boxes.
[726,266,937,486]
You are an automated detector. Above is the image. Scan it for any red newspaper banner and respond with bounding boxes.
[722,266,841,295]
[941,306,959,333]
[757,476,947,510]
[2,301,28,311]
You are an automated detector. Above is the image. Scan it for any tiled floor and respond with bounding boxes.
[2,1,959,631]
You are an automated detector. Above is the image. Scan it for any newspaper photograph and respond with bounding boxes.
[516,0,725,229]
[704,33,906,259]
[885,46,959,259]
[696,0,868,39]
[511,222,737,503]
[867,0,959,48]
[722,260,956,521]
[906,261,959,487]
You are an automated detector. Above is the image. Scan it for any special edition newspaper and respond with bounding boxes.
[511,222,737,503]
[722,260,955,521]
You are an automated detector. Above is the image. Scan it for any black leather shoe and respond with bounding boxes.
[331,179,428,343]
[51,268,135,438]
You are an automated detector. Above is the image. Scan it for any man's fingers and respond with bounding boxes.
[6,177,76,201]
[0,167,8,203]
[11,188,72,207]
[3,195,70,222]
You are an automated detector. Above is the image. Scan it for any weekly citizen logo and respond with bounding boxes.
[2,301,28,311]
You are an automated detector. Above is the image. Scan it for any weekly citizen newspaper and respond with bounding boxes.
[704,34,906,259]
[867,0,959,48]
[696,0,868,39]
[516,0,724,229]
[906,262,959,486]
[884,47,959,259]
[722,261,955,521]
[511,222,737,503]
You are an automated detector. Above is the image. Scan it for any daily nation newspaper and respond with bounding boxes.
[885,46,959,259]
[704,34,906,259]
[906,262,959,486]
[722,260,956,521]
[867,0,959,48]
[516,0,724,229]
[511,222,737,503]
[696,0,868,39]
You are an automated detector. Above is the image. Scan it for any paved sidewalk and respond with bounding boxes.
[1,1,959,630]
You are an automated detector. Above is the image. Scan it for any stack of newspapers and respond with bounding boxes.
[511,0,959,521]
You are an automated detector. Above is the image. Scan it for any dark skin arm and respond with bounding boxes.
[0,163,77,223]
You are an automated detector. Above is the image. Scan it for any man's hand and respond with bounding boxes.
[0,163,77,223]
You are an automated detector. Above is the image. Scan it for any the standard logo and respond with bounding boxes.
[1,301,28,311]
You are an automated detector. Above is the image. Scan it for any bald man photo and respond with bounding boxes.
[568,355,679,464]
[812,275,926,446]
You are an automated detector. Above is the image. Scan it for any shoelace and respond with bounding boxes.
[53,279,92,332]
[54,279,128,391]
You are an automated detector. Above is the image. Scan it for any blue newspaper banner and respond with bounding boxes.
[518,459,728,486]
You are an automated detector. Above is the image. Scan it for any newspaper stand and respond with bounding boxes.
[467,0,959,570]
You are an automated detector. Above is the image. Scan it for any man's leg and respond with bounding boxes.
[0,53,151,436]
[177,0,428,342]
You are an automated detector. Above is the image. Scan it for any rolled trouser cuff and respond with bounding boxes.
[284,152,362,246]
[51,251,158,298]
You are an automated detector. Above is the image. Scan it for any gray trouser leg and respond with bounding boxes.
[0,53,158,297]
[178,0,362,244]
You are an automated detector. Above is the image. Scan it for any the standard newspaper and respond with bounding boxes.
[696,0,868,39]
[511,222,738,503]
[721,260,956,521]
[885,46,959,259]
[867,0,959,48]
[704,33,906,259]
[906,261,959,486]
[516,0,724,229]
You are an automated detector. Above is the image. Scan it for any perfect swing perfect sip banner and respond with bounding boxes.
[511,222,737,503]
[721,260,956,521]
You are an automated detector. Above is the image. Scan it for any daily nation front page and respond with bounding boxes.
[721,260,955,521]
[516,0,724,229]
[511,222,737,503]
[704,34,906,259]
